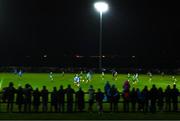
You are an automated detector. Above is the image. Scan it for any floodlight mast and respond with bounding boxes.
[99,12,102,71]
[94,1,109,71]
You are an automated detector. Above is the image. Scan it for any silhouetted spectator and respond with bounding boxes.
[41,86,49,112]
[104,81,111,101]
[165,85,171,112]
[51,87,58,112]
[110,85,120,112]
[130,87,137,112]
[58,85,65,112]
[141,86,149,113]
[171,84,179,112]
[23,84,32,112]
[75,87,85,112]
[88,85,95,113]
[157,87,164,112]
[96,88,104,115]
[66,85,75,112]
[122,88,130,112]
[2,87,8,103]
[6,82,16,112]
[123,80,130,91]
[149,84,158,113]
[109,84,115,112]
[113,87,120,112]
[137,88,143,111]
[33,88,40,112]
[16,86,24,112]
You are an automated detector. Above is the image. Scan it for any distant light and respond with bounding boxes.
[76,55,80,58]
[102,55,106,58]
[94,1,109,13]
[132,56,136,58]
[43,55,47,58]
[26,56,30,58]
[75,55,83,58]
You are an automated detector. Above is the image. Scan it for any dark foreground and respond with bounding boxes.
[0,112,180,120]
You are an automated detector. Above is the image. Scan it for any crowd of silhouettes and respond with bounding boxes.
[0,81,179,113]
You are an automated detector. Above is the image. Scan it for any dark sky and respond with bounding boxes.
[0,0,180,67]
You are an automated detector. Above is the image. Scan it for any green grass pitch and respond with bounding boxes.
[0,73,180,120]
[0,73,180,92]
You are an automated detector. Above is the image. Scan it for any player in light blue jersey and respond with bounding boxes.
[18,70,23,77]
[147,72,152,83]
[13,69,18,75]
[132,73,139,84]
[172,76,178,85]
[127,73,131,81]
[112,71,118,81]
[62,71,65,77]
[49,72,54,81]
[161,72,165,77]
[79,71,85,82]
[101,71,105,80]
[86,72,92,83]
[135,73,139,82]
[74,74,80,87]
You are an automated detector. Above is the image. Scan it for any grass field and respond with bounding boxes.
[0,73,180,91]
[0,73,180,119]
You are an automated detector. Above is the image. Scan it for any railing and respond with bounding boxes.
[0,92,178,113]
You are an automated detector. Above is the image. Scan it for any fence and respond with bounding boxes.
[0,92,179,113]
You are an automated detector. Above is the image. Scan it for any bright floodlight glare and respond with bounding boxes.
[94,2,109,13]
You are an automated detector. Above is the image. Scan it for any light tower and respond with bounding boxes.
[94,1,109,71]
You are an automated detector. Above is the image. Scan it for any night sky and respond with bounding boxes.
[0,0,180,68]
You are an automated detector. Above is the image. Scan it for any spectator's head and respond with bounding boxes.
[43,86,46,90]
[9,82,13,87]
[132,87,135,91]
[79,87,82,91]
[112,84,115,89]
[152,84,156,88]
[144,85,148,89]
[173,84,176,89]
[68,84,71,88]
[53,87,57,91]
[25,84,29,88]
[98,88,101,92]
[158,87,162,92]
[35,88,38,91]
[89,85,93,89]
[60,85,63,89]
[18,86,22,89]
[167,85,170,89]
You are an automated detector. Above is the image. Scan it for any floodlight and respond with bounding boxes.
[94,1,109,13]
